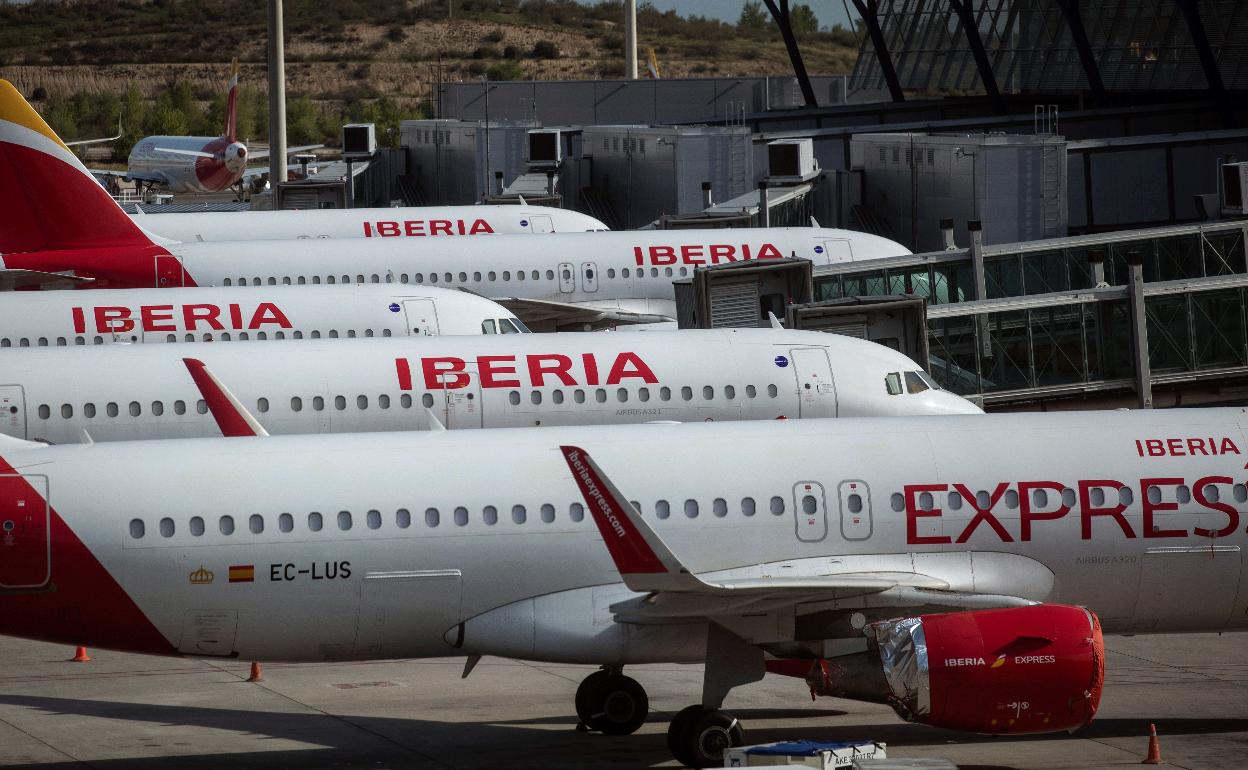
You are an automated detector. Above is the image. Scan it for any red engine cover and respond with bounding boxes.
[921,605,1104,734]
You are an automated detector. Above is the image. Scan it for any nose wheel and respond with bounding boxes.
[574,669,649,735]
[667,706,744,768]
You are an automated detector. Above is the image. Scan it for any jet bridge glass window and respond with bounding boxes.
[741,497,756,516]
[885,373,903,396]
[569,503,585,522]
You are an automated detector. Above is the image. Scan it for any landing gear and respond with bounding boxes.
[574,668,649,735]
[667,706,745,768]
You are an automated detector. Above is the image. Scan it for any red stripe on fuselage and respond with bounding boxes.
[0,456,176,655]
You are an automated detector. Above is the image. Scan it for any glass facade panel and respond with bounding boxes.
[1146,295,1192,373]
[1191,289,1246,369]
[1030,305,1086,386]
[982,310,1031,391]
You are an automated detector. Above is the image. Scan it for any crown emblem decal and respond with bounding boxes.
[189,566,215,585]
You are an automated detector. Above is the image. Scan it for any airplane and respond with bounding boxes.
[0,79,910,330]
[88,62,318,195]
[0,407,1241,767]
[0,328,980,442]
[128,204,609,243]
[0,284,526,348]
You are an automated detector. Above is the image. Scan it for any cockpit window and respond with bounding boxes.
[481,319,498,334]
[916,370,941,390]
[500,317,528,334]
[885,372,903,396]
[904,371,930,394]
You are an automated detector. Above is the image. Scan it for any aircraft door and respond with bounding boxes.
[154,254,186,287]
[357,569,462,658]
[818,240,854,264]
[793,481,828,542]
[580,262,599,293]
[1135,546,1242,631]
[0,386,26,439]
[838,480,872,540]
[558,262,576,293]
[790,347,838,418]
[403,299,440,336]
[440,366,483,428]
[0,474,51,589]
[529,215,555,233]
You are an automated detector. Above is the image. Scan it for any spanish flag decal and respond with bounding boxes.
[228,565,255,583]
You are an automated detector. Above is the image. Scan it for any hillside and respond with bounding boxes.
[0,0,859,150]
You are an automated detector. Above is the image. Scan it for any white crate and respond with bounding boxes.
[724,740,886,768]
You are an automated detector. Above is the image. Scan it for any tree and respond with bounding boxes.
[789,3,820,36]
[737,1,768,33]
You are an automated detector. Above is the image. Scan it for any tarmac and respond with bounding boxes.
[0,631,1245,769]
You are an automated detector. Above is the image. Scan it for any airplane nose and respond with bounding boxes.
[933,392,984,415]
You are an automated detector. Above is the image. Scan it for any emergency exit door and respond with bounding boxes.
[581,262,599,293]
[819,240,854,264]
[0,386,26,440]
[790,347,837,418]
[529,215,554,233]
[558,262,576,293]
[155,254,186,287]
[793,481,828,542]
[439,366,483,429]
[838,480,872,540]
[0,474,50,589]
[403,299,440,336]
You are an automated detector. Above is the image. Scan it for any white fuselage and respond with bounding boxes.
[159,227,910,322]
[2,329,980,443]
[0,284,523,348]
[131,206,609,242]
[127,135,247,195]
[0,408,1245,664]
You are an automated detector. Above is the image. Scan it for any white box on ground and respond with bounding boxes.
[852,759,958,769]
[724,740,886,768]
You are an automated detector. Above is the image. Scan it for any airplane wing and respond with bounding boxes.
[247,144,323,161]
[0,269,96,291]
[498,298,671,331]
[89,168,170,186]
[559,445,1038,623]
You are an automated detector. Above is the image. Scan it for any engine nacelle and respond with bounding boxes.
[770,604,1104,735]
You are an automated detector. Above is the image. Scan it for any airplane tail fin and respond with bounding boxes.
[0,79,154,255]
[224,59,239,142]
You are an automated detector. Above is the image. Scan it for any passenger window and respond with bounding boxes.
[664,267,673,277]
[483,505,498,525]
[108,403,119,417]
[379,394,390,409]
[885,373,903,396]
[660,387,671,400]
[473,272,482,281]
[85,403,96,418]
[502,271,511,281]
[623,268,631,278]
[396,509,411,528]
[607,268,617,278]
[159,517,174,537]
[421,394,433,408]
[569,503,585,522]
[595,389,607,403]
[357,395,368,409]
[848,494,863,513]
[1177,485,1191,504]
[512,505,527,524]
[367,510,381,529]
[308,512,323,531]
[552,390,565,404]
[1062,488,1077,507]
[509,391,521,406]
[454,507,469,526]
[1004,489,1019,508]
[684,499,699,518]
[702,386,714,400]
[531,391,542,405]
[60,404,72,419]
[541,504,555,523]
[488,271,497,281]
[767,384,778,398]
[196,400,207,415]
[681,386,693,401]
[655,500,670,519]
[948,491,963,510]
[338,511,352,530]
[802,495,817,514]
[291,397,303,412]
[574,389,586,404]
[1090,487,1106,507]
[249,514,264,534]
[638,387,650,402]
[425,508,440,527]
[152,401,164,416]
[328,330,339,339]
[741,497,756,516]
[334,396,347,410]
[712,498,727,517]
[724,385,735,399]
[278,513,293,532]
[770,496,785,515]
[219,515,235,535]
[919,492,934,510]
[129,519,145,539]
[459,272,468,282]
[616,388,627,402]
[1031,488,1048,508]
[975,490,991,509]
[257,398,269,413]
[313,396,325,411]
[190,516,205,536]
[1119,487,1134,505]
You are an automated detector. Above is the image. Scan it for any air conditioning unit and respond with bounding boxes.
[528,129,562,168]
[767,138,819,184]
[342,123,376,158]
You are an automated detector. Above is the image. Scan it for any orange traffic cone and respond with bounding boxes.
[247,661,263,682]
[71,646,90,662]
[1141,722,1162,764]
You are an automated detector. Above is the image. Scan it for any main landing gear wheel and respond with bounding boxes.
[574,670,649,735]
[666,707,744,768]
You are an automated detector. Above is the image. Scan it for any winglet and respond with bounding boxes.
[182,358,269,437]
[767,311,784,329]
[425,408,446,432]
[559,445,701,592]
